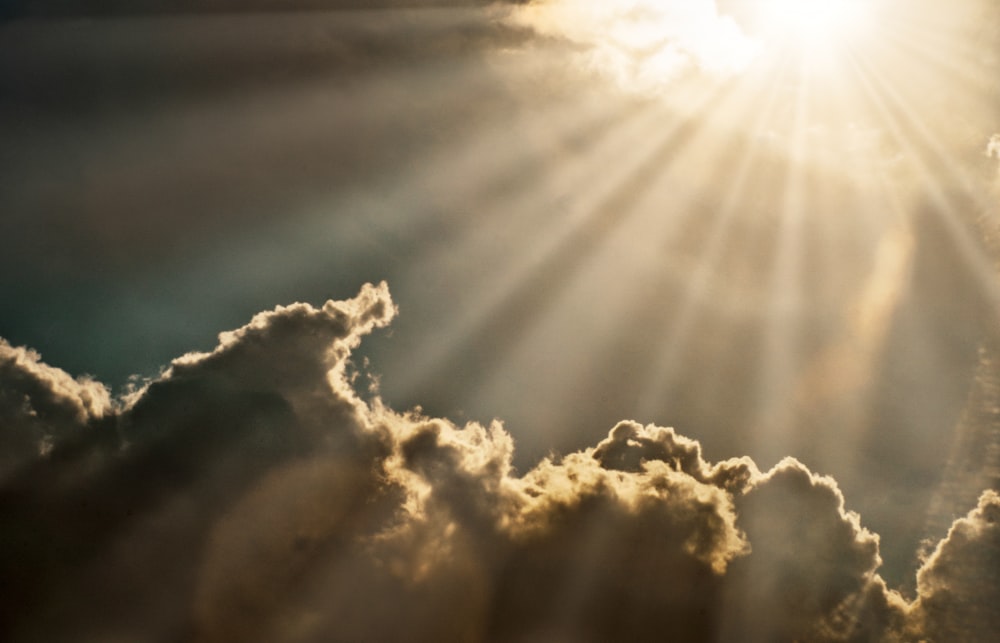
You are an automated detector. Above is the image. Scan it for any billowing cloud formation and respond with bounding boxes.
[1,283,997,641]
[0,339,110,478]
[912,490,1000,642]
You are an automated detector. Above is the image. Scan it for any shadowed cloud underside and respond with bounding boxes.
[1,284,997,642]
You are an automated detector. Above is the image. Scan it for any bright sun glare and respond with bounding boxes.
[516,0,883,93]
[753,0,873,50]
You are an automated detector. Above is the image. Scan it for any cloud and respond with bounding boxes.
[3,0,514,19]
[0,282,995,641]
[0,283,396,641]
[509,0,759,92]
[989,134,1000,187]
[719,458,894,642]
[988,134,1000,161]
[0,7,535,120]
[0,338,110,478]
[912,490,1000,642]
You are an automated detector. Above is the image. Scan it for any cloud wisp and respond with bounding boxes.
[1,283,998,642]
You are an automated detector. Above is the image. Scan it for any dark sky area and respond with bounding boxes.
[1,1,999,641]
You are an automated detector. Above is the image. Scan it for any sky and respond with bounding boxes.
[1,0,999,641]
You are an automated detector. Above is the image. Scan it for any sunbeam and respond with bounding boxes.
[1,0,998,641]
[392,83,741,422]
[635,57,795,420]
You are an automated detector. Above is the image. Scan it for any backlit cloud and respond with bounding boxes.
[510,0,759,92]
[0,339,110,478]
[913,490,1000,642]
[3,283,996,641]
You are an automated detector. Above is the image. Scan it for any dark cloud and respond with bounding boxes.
[3,283,995,641]
[720,459,888,642]
[0,283,395,641]
[0,8,534,119]
[3,0,520,20]
[912,490,1000,642]
[0,339,109,479]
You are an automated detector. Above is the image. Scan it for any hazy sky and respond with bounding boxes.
[1,1,999,641]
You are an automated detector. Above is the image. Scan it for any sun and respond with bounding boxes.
[751,0,874,51]
[511,0,885,92]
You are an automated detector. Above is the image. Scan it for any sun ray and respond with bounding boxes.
[383,98,670,407]
[847,55,1000,320]
[780,41,910,456]
[921,344,1000,555]
[634,57,798,421]
[391,80,748,423]
[748,74,813,460]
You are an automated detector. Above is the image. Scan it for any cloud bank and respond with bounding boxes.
[1,283,997,642]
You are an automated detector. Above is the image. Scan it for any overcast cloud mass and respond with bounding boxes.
[1,0,999,640]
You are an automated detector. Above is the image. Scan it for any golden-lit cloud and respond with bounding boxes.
[0,339,111,478]
[2,284,997,641]
[506,0,891,93]
[510,0,759,92]
[912,490,1000,641]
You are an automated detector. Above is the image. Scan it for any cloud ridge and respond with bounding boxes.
[1,282,998,642]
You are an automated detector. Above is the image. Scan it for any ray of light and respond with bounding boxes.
[392,78,749,420]
[381,95,667,404]
[633,56,798,423]
[848,52,1000,321]
[921,344,1000,552]
[726,48,824,464]
[766,42,911,465]
[463,99,746,446]
[1,8,572,382]
[837,14,1000,581]
[170,44,636,327]
[156,50,558,276]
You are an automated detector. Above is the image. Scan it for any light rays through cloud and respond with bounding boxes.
[1,0,999,640]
